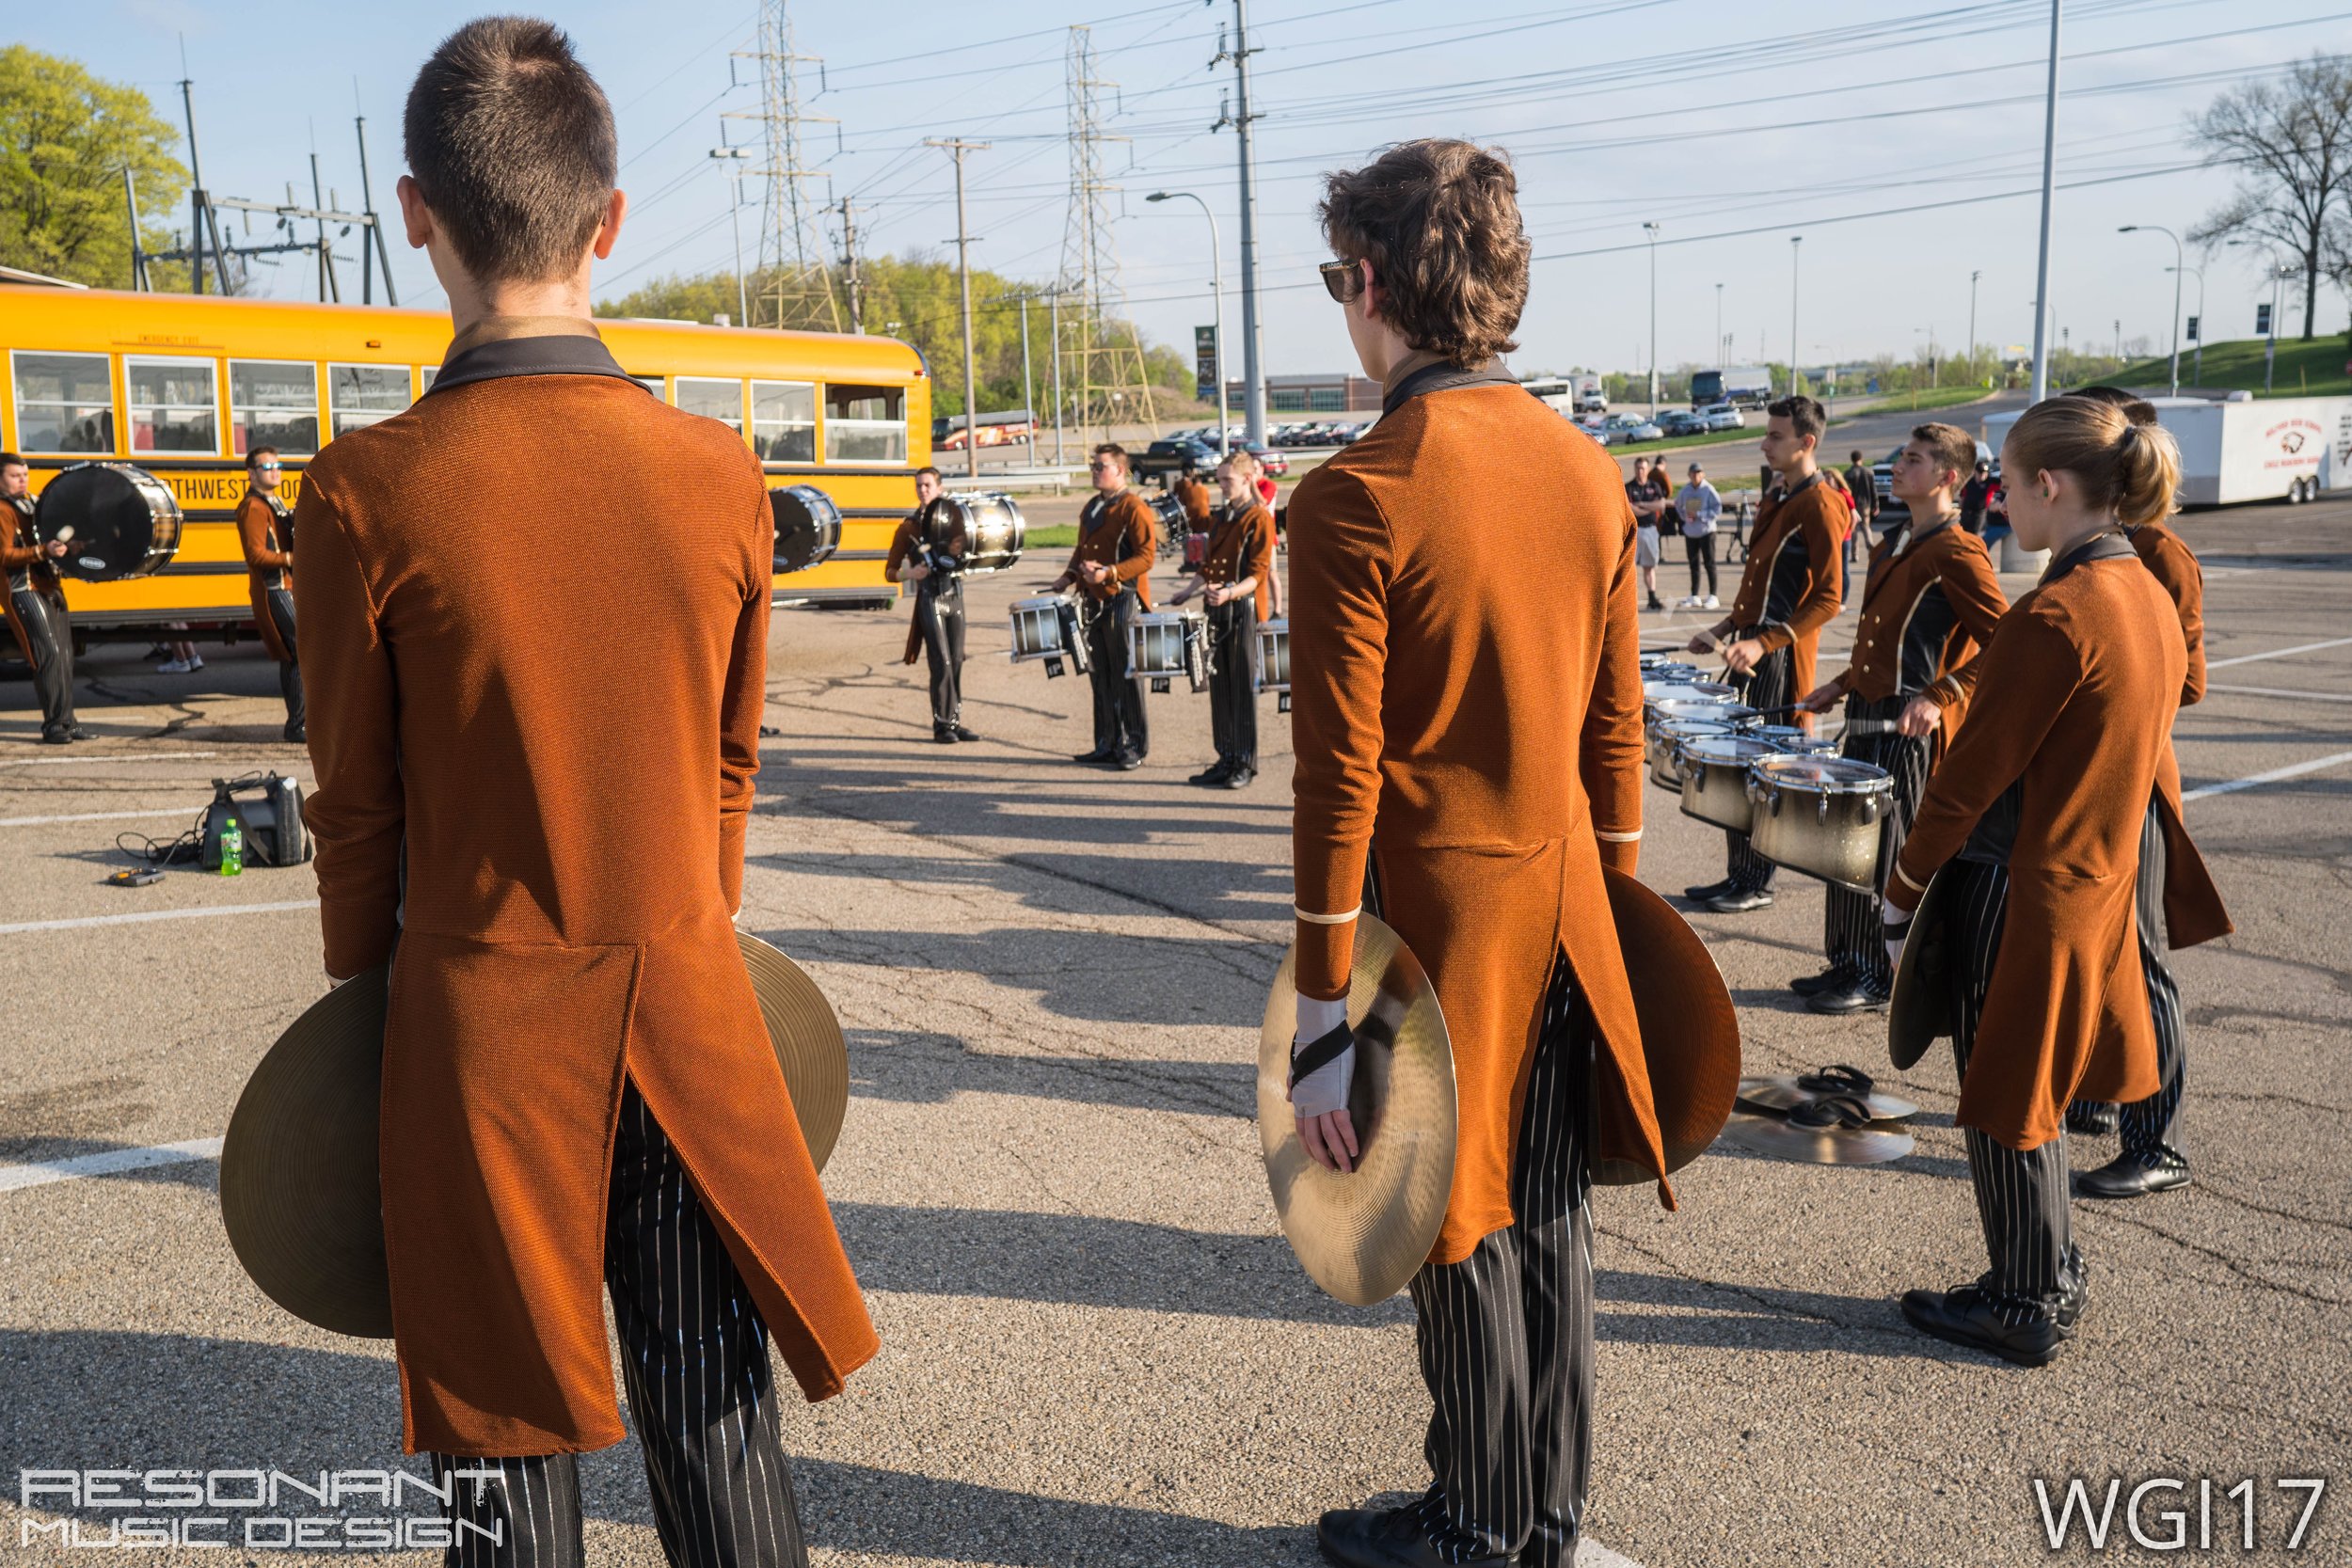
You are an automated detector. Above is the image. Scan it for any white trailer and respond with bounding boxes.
[1983,394,2352,506]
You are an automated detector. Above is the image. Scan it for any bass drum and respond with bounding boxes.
[770,484,843,575]
[34,462,182,582]
[931,492,1025,574]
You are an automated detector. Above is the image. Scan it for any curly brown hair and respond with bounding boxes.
[1318,139,1531,370]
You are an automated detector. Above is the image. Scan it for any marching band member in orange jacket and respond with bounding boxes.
[1170,449,1274,789]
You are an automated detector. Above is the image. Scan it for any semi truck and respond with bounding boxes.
[1690,365,1774,408]
[1983,393,2352,506]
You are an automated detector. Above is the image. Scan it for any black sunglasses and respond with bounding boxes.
[1319,259,1366,304]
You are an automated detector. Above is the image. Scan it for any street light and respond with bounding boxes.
[1643,221,1661,418]
[2167,263,2206,388]
[1788,235,1803,398]
[1149,191,1227,460]
[1714,282,1724,372]
[2225,240,2294,392]
[2118,224,2183,395]
[1967,269,1981,385]
[708,146,750,328]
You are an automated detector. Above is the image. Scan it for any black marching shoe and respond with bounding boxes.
[284,724,307,744]
[1806,982,1890,1016]
[1221,765,1255,790]
[1789,965,1851,997]
[1704,886,1774,914]
[1684,878,1737,903]
[951,725,981,742]
[1189,760,1234,786]
[933,725,959,744]
[1114,749,1145,771]
[2063,1101,2118,1137]
[1073,746,1116,764]
[1899,1284,2066,1368]
[2074,1148,2190,1200]
[1315,1506,1508,1568]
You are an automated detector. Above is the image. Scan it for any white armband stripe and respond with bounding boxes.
[1294,906,1360,926]
[1595,829,1644,843]
[1894,862,1931,895]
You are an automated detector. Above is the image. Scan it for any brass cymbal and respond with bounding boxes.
[1737,1074,1917,1122]
[1718,1109,1915,1165]
[1259,914,1456,1307]
[736,929,850,1172]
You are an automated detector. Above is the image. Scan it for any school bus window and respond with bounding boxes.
[750,380,814,462]
[824,383,905,464]
[419,365,437,395]
[329,363,411,437]
[10,351,114,454]
[676,376,745,436]
[125,356,219,454]
[230,360,320,456]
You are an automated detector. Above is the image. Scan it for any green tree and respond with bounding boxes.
[0,45,188,288]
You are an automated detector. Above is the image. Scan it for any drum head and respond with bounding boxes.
[1683,735,1783,766]
[34,462,183,582]
[1752,753,1893,789]
[1643,675,1735,705]
[1651,697,1754,726]
[771,484,842,574]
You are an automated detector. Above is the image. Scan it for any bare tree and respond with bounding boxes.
[2189,53,2352,341]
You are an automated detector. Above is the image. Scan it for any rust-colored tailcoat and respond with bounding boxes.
[1200,500,1276,623]
[235,490,295,662]
[1889,543,2220,1151]
[294,365,877,1457]
[1289,382,1669,1262]
[1726,476,1846,705]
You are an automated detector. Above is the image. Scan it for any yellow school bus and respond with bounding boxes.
[0,284,926,639]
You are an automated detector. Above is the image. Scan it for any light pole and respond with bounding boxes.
[1644,222,1661,418]
[1016,293,1038,466]
[2167,263,2205,387]
[2027,0,2062,403]
[2226,240,2292,393]
[1714,282,1724,372]
[1149,190,1228,460]
[1788,235,1803,398]
[708,146,750,326]
[2119,224,2182,395]
[1967,269,1980,384]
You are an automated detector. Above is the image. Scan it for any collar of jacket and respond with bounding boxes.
[1381,355,1521,417]
[427,316,644,398]
[2040,527,2135,584]
[1888,512,1958,557]
[1772,469,1824,505]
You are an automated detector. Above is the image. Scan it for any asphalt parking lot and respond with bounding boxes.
[1,489,2346,1567]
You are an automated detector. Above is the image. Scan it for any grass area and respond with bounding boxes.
[2113,334,2352,398]
[1609,425,1760,459]
[1027,524,1078,550]
[1848,385,1994,416]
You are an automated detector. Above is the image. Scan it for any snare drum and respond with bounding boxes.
[1678,734,1786,832]
[1009,594,1089,678]
[1643,674,1735,709]
[1648,717,1738,789]
[34,462,182,582]
[1748,723,1838,756]
[1745,753,1896,893]
[933,492,1026,574]
[1255,618,1290,700]
[1649,695,1756,729]
[1128,610,1211,692]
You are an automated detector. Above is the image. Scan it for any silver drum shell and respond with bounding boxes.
[1647,718,1737,790]
[1677,736,1783,832]
[1745,768,1895,892]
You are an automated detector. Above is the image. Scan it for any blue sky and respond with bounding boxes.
[29,0,2352,381]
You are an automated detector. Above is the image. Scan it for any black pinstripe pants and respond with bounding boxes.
[1823,693,1931,991]
[429,1083,808,1568]
[1406,956,1594,1568]
[1724,637,1791,891]
[2070,800,2189,1158]
[1946,859,2085,1328]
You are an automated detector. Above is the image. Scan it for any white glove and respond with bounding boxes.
[1881,903,1914,974]
[1290,993,1355,1119]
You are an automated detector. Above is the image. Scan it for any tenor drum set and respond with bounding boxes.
[1643,655,1896,893]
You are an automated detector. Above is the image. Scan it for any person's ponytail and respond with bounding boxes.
[2003,396,2181,528]
[2110,417,2182,530]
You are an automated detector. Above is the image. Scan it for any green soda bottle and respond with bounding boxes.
[219,815,244,877]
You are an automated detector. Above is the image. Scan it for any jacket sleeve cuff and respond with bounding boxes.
[1755,625,1794,654]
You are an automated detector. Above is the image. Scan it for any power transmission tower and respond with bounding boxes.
[1057,25,1158,441]
[727,1,841,331]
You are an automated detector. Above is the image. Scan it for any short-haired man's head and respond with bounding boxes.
[1850,451,1865,464]
[1910,423,1977,491]
[1766,395,1825,445]
[2067,384,2159,426]
[246,446,279,471]
[1089,442,1129,474]
[1216,449,1262,477]
[1318,138,1530,370]
[405,17,617,283]
[0,453,24,474]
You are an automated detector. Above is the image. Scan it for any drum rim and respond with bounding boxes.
[1751,753,1896,791]
[1683,735,1785,763]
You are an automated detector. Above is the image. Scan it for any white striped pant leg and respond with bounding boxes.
[428,1451,584,1568]
[2118,799,2188,1158]
[1947,862,2076,1326]
[1724,645,1790,890]
[1406,957,1587,1565]
[1827,714,1930,992]
[606,1082,808,1568]
[1511,957,1595,1568]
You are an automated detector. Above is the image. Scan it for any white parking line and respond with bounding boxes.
[2205,684,2352,704]
[2206,637,2352,670]
[0,898,318,938]
[0,806,194,829]
[0,1137,223,1194]
[0,750,221,768]
[2182,750,2352,803]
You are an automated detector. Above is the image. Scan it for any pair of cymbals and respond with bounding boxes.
[1721,1066,1916,1164]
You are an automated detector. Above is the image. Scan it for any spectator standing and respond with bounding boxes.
[1676,462,1722,608]
[1960,459,1994,535]
[1626,454,1666,610]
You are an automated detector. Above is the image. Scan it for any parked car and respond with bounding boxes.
[1871,438,1995,517]
[1697,404,1744,431]
[1576,416,1613,445]
[1135,438,1220,479]
[1603,413,1663,443]
[1244,441,1290,478]
[1657,409,1709,437]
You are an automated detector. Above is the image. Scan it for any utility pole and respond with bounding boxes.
[1967,269,1980,384]
[120,166,151,291]
[710,145,751,325]
[1216,1,1267,444]
[1017,293,1038,465]
[1714,282,1724,372]
[353,104,398,306]
[930,137,990,480]
[2028,0,2062,403]
[309,149,342,304]
[1643,222,1661,418]
[836,197,864,333]
[1049,287,1066,465]
[1788,235,1802,398]
[178,62,219,294]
